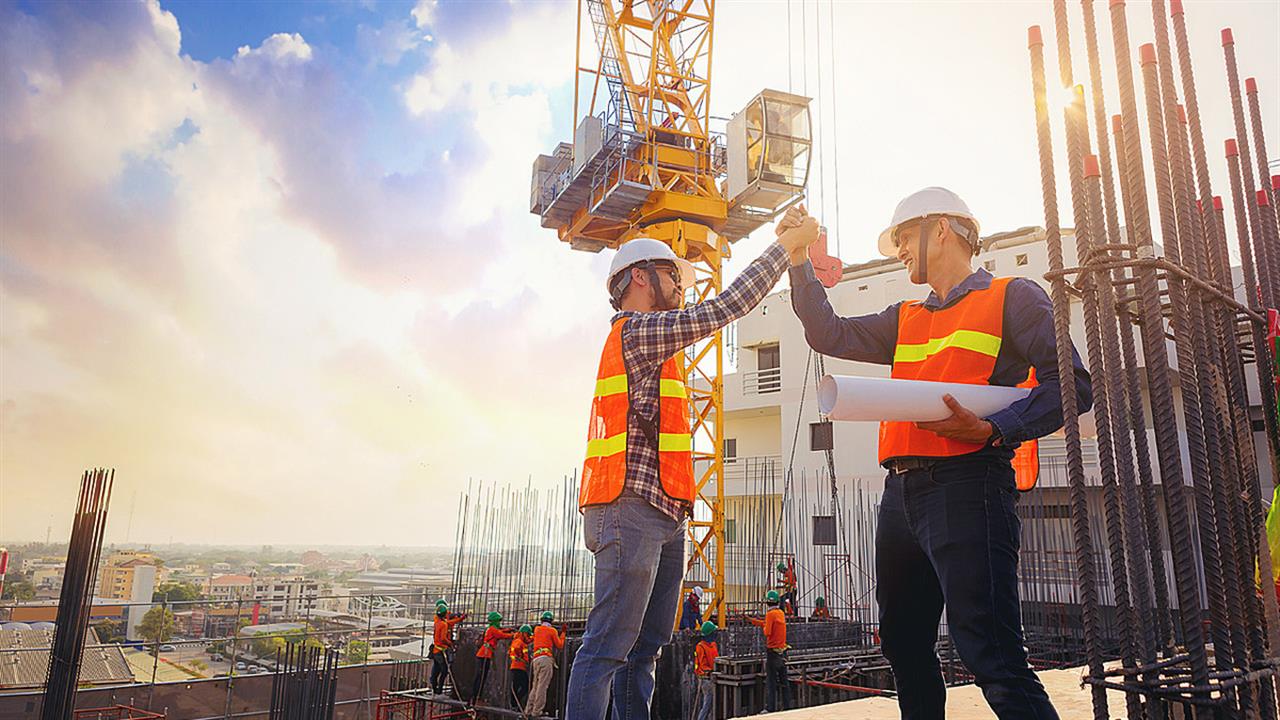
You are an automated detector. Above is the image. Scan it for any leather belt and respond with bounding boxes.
[886,457,940,475]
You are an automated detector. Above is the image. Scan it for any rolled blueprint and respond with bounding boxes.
[817,375,1031,422]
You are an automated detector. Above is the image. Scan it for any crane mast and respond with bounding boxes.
[532,0,811,625]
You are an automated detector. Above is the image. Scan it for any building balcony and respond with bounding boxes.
[741,367,782,395]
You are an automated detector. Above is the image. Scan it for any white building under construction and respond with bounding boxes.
[707,226,1276,622]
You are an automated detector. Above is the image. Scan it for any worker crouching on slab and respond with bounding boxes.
[565,220,820,720]
[746,590,792,712]
[784,188,1090,719]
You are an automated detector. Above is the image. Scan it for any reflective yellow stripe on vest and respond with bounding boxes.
[893,329,1002,364]
[658,433,691,452]
[587,433,627,459]
[595,374,628,397]
[659,378,687,399]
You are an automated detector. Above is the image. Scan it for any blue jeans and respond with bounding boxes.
[694,676,714,720]
[876,456,1059,720]
[566,495,686,720]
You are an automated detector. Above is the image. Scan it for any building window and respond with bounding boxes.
[810,421,833,451]
[983,260,995,271]
[812,515,837,546]
[1015,253,1029,266]
[725,519,737,544]
[723,438,737,463]
[756,344,781,393]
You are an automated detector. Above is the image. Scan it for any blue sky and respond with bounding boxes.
[1,0,1276,546]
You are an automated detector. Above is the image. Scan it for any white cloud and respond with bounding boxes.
[0,0,600,547]
[411,0,437,31]
[236,32,312,63]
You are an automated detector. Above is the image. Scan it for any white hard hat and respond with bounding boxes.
[606,238,696,294]
[877,187,981,257]
[692,586,704,597]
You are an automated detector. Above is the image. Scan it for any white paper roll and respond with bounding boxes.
[817,375,1031,422]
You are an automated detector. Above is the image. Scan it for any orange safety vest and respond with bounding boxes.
[879,276,1040,490]
[476,626,513,659]
[580,317,695,508]
[509,634,531,671]
[532,624,564,658]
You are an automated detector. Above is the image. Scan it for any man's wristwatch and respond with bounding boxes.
[987,421,1003,447]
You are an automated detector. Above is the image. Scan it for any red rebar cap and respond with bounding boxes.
[1028,26,1043,47]
[1140,43,1157,66]
[1169,0,1184,15]
[1083,155,1101,178]
[1226,138,1239,157]
[1196,199,1203,213]
[1112,114,1123,133]
[1272,175,1280,191]
[1221,28,1234,46]
[1259,190,1272,207]
[1177,104,1187,124]
[1213,196,1223,211]
[1245,77,1258,94]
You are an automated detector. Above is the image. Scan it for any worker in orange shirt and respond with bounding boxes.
[527,611,566,717]
[508,624,533,711]
[692,621,719,720]
[747,590,791,712]
[810,596,832,620]
[430,603,466,695]
[776,561,798,616]
[471,611,515,705]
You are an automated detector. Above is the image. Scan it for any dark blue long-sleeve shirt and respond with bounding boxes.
[789,263,1092,458]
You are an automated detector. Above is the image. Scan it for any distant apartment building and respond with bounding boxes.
[29,562,65,591]
[205,574,254,604]
[253,577,324,620]
[97,551,162,601]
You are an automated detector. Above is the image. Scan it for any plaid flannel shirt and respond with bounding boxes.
[612,243,790,521]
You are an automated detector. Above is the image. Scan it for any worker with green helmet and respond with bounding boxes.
[776,559,798,616]
[471,610,516,704]
[430,602,466,695]
[508,624,534,710]
[692,621,719,720]
[811,595,832,620]
[527,611,565,717]
[747,589,791,712]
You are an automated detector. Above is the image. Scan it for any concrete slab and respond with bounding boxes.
[764,666,1125,719]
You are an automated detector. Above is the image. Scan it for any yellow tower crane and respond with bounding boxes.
[531,0,811,625]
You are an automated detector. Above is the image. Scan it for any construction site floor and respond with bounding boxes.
[768,666,1113,719]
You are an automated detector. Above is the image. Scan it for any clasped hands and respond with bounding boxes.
[774,203,821,265]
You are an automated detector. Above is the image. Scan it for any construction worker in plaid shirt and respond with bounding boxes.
[566,214,820,720]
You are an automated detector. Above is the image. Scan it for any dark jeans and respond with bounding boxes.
[876,456,1059,720]
[471,656,492,702]
[510,668,529,709]
[764,651,792,712]
[430,650,452,695]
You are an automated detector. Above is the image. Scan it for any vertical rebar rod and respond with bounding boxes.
[1224,29,1278,309]
[1107,0,1210,702]
[1080,2,1166,667]
[1138,44,1222,712]
[1027,26,1108,720]
[1109,111,1176,653]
